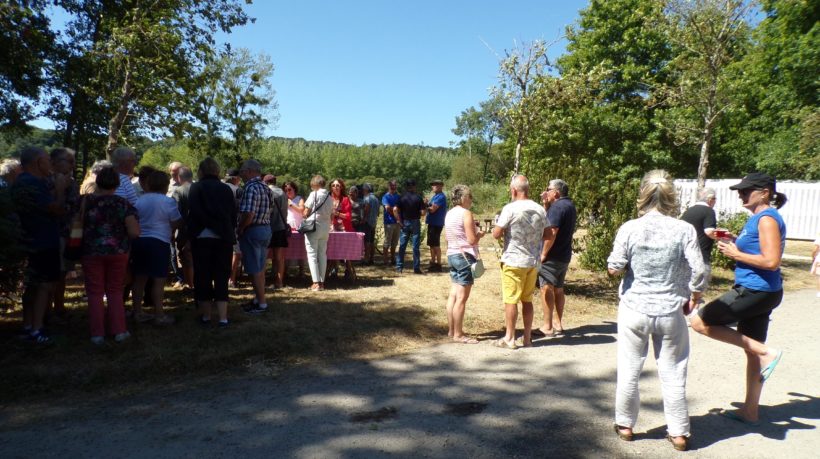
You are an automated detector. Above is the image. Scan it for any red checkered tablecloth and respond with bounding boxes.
[283,231,364,261]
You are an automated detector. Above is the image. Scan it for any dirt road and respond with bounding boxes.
[1,290,817,458]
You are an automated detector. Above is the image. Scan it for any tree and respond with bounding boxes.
[0,1,54,133]
[491,39,555,174]
[657,0,753,187]
[186,48,278,165]
[47,0,251,160]
[452,95,504,182]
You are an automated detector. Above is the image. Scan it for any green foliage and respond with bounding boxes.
[0,186,24,305]
[710,211,749,269]
[0,1,54,132]
[467,182,511,217]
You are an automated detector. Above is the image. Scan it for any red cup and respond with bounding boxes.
[714,229,729,239]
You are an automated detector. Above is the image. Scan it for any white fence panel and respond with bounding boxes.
[675,179,820,240]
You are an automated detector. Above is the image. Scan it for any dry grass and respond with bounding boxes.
[1,238,815,402]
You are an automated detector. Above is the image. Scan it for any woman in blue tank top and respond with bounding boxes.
[690,172,787,426]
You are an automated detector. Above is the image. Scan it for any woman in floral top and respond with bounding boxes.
[81,166,140,345]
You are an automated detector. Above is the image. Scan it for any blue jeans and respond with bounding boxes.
[396,219,421,271]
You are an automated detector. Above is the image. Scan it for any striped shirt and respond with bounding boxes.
[115,173,138,205]
[239,176,272,225]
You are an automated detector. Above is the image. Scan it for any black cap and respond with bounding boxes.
[226,167,240,177]
[729,172,776,191]
[430,179,444,186]
[404,178,416,187]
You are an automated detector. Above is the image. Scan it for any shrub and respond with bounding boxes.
[711,211,749,270]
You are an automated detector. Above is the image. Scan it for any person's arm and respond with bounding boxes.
[125,214,140,239]
[718,216,782,270]
[812,242,820,261]
[339,197,352,222]
[540,227,558,262]
[463,210,484,245]
[393,202,402,225]
[607,226,628,276]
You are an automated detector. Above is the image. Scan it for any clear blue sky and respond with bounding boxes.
[34,0,590,148]
[225,0,589,147]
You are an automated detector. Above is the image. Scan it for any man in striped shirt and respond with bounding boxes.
[111,147,138,206]
[237,159,273,314]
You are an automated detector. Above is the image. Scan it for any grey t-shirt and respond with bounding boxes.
[496,199,548,268]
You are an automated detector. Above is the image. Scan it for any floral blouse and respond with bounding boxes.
[82,194,137,256]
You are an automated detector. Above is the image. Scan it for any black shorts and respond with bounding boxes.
[25,248,61,284]
[538,260,569,288]
[131,237,171,278]
[427,225,443,247]
[268,229,289,248]
[698,285,783,342]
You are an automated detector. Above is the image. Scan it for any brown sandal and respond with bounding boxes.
[614,424,633,441]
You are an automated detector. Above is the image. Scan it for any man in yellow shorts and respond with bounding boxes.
[491,175,549,349]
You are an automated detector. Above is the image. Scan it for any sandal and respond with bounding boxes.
[533,328,557,338]
[491,338,517,350]
[514,337,533,348]
[452,336,479,344]
[614,424,633,442]
[666,434,688,451]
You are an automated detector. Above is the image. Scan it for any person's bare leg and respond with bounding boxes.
[554,287,565,332]
[251,271,266,304]
[198,300,213,321]
[230,253,241,286]
[504,303,518,343]
[216,300,228,323]
[521,301,534,346]
[131,275,148,315]
[452,285,472,339]
[150,277,166,316]
[274,247,285,288]
[53,274,67,315]
[445,285,457,338]
[690,317,777,367]
[539,284,556,334]
[737,350,765,422]
[31,282,53,332]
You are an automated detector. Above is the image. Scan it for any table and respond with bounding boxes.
[283,231,364,261]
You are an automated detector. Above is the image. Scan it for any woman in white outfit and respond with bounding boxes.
[607,170,706,452]
[302,175,332,291]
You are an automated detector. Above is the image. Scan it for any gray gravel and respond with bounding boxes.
[1,290,818,458]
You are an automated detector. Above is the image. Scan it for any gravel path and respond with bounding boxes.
[1,290,818,458]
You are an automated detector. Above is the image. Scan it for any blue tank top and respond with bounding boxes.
[734,208,785,292]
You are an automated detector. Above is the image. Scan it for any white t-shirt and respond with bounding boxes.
[496,199,548,268]
[135,192,182,243]
[303,189,332,232]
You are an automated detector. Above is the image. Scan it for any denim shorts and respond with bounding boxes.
[448,253,475,286]
[239,225,272,275]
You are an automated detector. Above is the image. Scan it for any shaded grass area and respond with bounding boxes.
[1,238,814,403]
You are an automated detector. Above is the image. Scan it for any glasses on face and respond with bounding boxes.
[332,183,341,187]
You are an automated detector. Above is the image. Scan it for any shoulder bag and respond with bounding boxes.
[297,191,330,234]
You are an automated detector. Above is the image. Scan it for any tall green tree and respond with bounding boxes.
[48,0,251,160]
[657,0,753,187]
[0,1,54,133]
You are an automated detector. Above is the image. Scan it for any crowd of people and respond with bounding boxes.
[3,146,796,452]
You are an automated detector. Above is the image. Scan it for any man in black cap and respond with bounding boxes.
[393,179,426,273]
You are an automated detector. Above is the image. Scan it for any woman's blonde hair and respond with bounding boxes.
[450,184,471,206]
[636,169,679,217]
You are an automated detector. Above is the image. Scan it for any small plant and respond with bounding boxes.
[711,211,749,270]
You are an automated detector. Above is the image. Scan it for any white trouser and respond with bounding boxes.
[305,230,329,282]
[615,305,690,437]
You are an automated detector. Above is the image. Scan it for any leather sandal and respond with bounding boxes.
[666,434,688,451]
[614,424,633,441]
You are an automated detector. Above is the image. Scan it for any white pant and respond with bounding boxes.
[615,305,690,437]
[305,230,329,282]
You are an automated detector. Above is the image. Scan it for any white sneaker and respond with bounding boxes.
[114,331,131,343]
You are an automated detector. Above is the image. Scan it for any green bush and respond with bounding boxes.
[710,211,749,270]
[0,187,24,306]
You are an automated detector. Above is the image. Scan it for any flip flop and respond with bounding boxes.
[532,328,557,338]
[452,336,479,344]
[666,435,688,451]
[719,409,761,426]
[492,338,517,350]
[760,350,783,383]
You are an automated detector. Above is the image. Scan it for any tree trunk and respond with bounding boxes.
[514,132,523,175]
[482,133,494,182]
[105,66,134,160]
[697,123,712,189]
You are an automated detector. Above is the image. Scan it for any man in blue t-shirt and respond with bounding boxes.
[381,180,401,265]
[394,179,426,273]
[536,179,577,337]
[12,147,68,344]
[424,179,447,272]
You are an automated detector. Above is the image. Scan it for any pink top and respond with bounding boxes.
[445,206,478,257]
